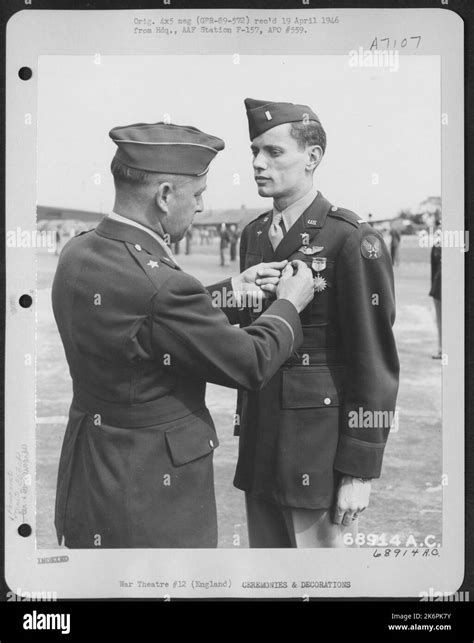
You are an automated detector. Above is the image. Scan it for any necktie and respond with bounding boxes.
[269,211,285,250]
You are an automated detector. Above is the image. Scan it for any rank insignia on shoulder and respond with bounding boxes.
[306,219,318,226]
[361,235,382,260]
[147,260,159,269]
[298,245,324,256]
[257,230,263,235]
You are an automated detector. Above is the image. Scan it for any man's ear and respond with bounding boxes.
[306,145,323,173]
[156,182,173,213]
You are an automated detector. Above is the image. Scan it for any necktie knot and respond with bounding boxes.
[272,211,283,226]
[268,210,285,250]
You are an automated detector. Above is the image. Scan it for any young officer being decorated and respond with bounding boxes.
[234,98,400,547]
[52,121,315,548]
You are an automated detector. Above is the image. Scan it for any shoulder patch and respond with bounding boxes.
[360,234,383,260]
[327,207,360,228]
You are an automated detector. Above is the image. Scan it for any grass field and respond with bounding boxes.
[36,233,442,549]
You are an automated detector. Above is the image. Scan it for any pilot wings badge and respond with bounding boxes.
[298,245,324,256]
[360,235,382,260]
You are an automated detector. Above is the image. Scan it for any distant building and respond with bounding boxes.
[37,205,102,223]
[193,205,262,231]
[37,204,263,232]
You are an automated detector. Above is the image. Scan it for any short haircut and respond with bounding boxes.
[290,120,327,154]
[110,155,189,189]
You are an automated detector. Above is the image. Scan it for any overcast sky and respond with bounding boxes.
[37,54,440,219]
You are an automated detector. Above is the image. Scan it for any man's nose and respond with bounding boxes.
[195,196,204,213]
[252,152,267,171]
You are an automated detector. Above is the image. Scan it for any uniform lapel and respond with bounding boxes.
[255,210,274,262]
[272,192,333,261]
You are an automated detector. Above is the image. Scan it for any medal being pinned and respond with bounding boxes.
[312,257,327,292]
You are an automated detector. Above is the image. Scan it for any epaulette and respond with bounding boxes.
[75,228,95,237]
[159,256,180,270]
[327,206,360,228]
[125,241,181,292]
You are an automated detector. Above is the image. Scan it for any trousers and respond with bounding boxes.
[245,494,359,548]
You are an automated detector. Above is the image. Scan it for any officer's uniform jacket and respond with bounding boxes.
[234,191,400,510]
[52,216,303,548]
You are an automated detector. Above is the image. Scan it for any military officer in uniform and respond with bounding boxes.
[234,99,400,547]
[52,121,315,548]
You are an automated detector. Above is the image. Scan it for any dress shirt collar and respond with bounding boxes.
[273,183,319,232]
[108,211,177,263]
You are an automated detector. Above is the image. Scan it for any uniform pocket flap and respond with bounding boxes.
[165,416,219,466]
[281,366,344,409]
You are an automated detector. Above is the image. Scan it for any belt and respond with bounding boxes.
[283,349,343,367]
[72,384,205,428]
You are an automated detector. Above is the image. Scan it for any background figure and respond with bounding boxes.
[389,222,402,266]
[185,225,193,255]
[229,224,239,262]
[428,215,442,358]
[54,227,61,256]
[219,222,230,267]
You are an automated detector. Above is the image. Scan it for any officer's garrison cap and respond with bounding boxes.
[109,122,225,176]
[244,98,321,141]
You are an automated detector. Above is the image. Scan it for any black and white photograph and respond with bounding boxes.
[4,6,465,602]
[35,53,438,551]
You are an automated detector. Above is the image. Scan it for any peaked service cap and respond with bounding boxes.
[109,122,225,176]
[244,98,321,141]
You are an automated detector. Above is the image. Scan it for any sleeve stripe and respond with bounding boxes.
[261,313,295,345]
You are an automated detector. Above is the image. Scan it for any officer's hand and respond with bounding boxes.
[237,261,288,298]
[333,475,372,526]
[276,260,314,313]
